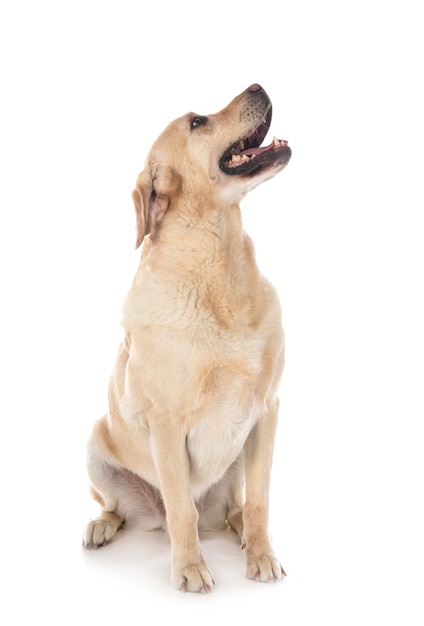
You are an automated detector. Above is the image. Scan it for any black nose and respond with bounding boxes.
[248,83,263,92]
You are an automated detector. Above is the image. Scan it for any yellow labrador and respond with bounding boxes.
[83,84,291,592]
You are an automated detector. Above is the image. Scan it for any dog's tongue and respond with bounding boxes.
[240,137,288,156]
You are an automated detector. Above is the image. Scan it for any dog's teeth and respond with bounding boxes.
[273,137,281,146]
[229,153,254,166]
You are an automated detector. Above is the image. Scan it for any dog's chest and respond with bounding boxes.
[186,380,260,498]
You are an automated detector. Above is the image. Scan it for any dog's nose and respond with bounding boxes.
[247,83,263,92]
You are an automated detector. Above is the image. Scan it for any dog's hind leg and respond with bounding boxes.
[225,458,245,541]
[196,457,245,540]
[83,440,167,549]
[83,464,168,548]
[83,463,124,549]
[227,509,244,540]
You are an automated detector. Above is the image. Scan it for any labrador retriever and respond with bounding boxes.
[83,83,291,592]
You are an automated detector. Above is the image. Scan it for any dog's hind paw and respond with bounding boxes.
[246,551,286,583]
[172,560,215,593]
[83,512,123,549]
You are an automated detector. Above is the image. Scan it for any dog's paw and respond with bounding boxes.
[83,512,122,549]
[246,551,286,583]
[172,560,215,593]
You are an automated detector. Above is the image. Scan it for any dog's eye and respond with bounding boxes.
[191,116,207,129]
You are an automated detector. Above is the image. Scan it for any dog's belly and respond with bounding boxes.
[187,393,259,499]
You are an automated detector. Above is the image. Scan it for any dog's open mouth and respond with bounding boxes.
[219,110,290,177]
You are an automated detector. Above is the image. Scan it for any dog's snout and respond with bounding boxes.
[247,83,263,93]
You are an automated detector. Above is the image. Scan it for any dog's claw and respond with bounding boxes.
[174,562,214,593]
[247,552,285,583]
[180,579,213,593]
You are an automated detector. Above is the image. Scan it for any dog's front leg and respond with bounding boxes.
[242,399,286,582]
[150,424,214,593]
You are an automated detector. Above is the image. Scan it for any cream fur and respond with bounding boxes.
[83,84,291,592]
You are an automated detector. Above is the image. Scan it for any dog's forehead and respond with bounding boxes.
[148,115,190,155]
[147,113,219,169]
[147,92,249,157]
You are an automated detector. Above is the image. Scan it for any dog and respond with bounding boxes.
[83,84,291,592]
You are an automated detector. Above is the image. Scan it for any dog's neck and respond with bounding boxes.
[143,201,254,274]
[128,201,264,330]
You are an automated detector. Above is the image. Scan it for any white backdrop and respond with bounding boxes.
[1,1,423,624]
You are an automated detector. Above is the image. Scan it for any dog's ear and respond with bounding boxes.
[132,164,181,249]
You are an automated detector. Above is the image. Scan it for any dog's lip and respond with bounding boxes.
[219,107,290,176]
[220,108,270,169]
[219,135,291,176]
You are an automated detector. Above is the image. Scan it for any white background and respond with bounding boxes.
[1,1,423,624]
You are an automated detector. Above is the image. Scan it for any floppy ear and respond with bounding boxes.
[132,164,181,249]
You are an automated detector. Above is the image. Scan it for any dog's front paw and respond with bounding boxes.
[83,512,122,549]
[172,559,215,593]
[246,551,286,583]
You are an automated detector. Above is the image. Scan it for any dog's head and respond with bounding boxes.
[133,84,291,248]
